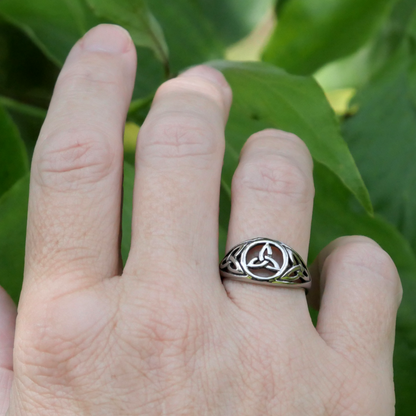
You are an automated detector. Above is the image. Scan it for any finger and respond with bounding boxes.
[313,236,402,364]
[0,367,13,416]
[0,287,16,371]
[25,25,136,290]
[0,287,16,415]
[124,65,232,292]
[223,129,314,321]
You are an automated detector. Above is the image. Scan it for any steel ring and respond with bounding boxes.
[219,237,311,290]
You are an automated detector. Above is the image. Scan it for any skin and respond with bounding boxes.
[0,24,402,415]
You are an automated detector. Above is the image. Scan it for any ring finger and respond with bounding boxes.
[223,129,315,321]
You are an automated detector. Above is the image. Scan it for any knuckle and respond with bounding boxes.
[233,151,314,204]
[333,236,402,302]
[34,129,115,191]
[138,112,221,162]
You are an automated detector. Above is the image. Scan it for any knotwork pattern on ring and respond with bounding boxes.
[220,238,310,287]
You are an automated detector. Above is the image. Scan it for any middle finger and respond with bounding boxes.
[124,66,232,293]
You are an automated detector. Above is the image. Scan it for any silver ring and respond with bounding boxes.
[220,237,311,290]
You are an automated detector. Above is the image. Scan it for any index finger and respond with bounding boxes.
[23,25,136,296]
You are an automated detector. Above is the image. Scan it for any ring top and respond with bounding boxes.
[220,237,311,289]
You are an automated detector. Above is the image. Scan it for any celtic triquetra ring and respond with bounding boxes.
[219,237,311,290]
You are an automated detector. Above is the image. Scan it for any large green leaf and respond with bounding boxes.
[370,0,416,68]
[314,40,378,91]
[0,105,29,197]
[0,0,165,100]
[197,0,275,45]
[145,0,276,74]
[263,0,394,75]
[0,19,59,110]
[0,0,100,66]
[311,162,416,415]
[0,98,47,159]
[86,0,169,65]
[89,0,223,75]
[0,0,274,99]
[342,39,416,252]
[0,174,29,304]
[87,0,275,76]
[210,61,372,214]
[315,0,416,91]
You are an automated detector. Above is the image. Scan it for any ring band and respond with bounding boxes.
[219,237,311,290]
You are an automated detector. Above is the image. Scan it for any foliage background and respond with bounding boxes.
[0,0,415,413]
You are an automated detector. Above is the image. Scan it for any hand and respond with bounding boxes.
[1,24,402,415]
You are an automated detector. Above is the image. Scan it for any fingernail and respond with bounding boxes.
[179,65,230,90]
[82,24,132,54]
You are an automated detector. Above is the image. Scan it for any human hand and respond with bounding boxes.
[0,24,402,415]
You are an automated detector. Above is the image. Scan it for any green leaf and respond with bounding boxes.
[0,19,59,111]
[0,104,29,197]
[263,0,394,75]
[121,162,134,264]
[315,0,416,91]
[0,97,47,159]
[314,41,377,91]
[0,0,274,100]
[0,0,101,66]
[130,48,165,100]
[0,174,29,304]
[146,0,224,74]
[310,162,416,415]
[87,0,275,76]
[370,0,416,64]
[197,0,275,45]
[276,0,291,14]
[219,181,232,257]
[146,0,276,74]
[342,42,416,253]
[0,0,165,100]
[209,60,372,214]
[86,0,169,65]
[87,0,277,76]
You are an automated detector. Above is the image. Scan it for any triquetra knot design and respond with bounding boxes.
[220,238,310,286]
